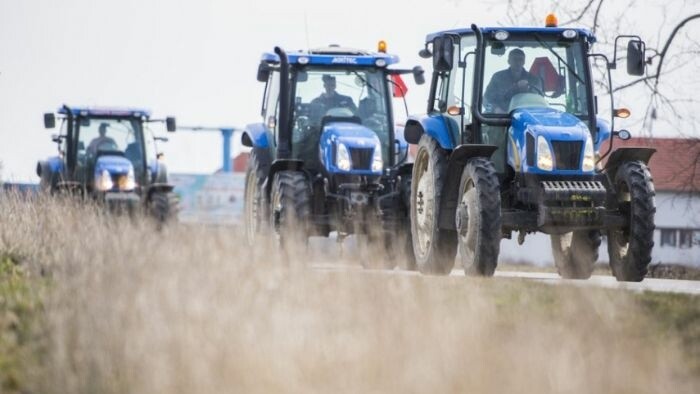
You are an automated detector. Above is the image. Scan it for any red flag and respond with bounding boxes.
[391,74,408,98]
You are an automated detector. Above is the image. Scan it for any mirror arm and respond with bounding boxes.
[610,34,644,69]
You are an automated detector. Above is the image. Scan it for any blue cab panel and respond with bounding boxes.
[425,27,596,44]
[261,50,400,68]
[319,122,382,176]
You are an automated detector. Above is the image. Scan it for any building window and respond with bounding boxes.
[660,229,677,247]
[679,230,694,249]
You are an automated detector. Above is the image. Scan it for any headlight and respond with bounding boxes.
[118,168,137,191]
[537,136,553,171]
[336,143,352,171]
[95,169,113,191]
[371,142,383,172]
[582,133,595,172]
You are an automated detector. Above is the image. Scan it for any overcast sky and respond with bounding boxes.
[1,0,697,182]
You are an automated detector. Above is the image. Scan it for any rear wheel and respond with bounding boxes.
[456,158,501,276]
[244,151,267,246]
[608,161,655,282]
[270,171,311,250]
[551,230,600,279]
[410,135,457,275]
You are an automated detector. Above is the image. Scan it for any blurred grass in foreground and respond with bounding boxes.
[0,194,698,393]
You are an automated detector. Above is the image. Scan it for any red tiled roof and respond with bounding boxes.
[607,137,700,192]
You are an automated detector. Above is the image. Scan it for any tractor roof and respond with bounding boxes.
[57,106,152,118]
[425,27,596,44]
[260,45,400,67]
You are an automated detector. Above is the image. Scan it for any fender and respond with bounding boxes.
[438,144,499,230]
[595,117,612,152]
[241,123,270,149]
[263,159,305,196]
[404,114,459,150]
[604,147,656,175]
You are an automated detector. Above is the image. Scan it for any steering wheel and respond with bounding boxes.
[528,83,545,96]
[97,141,119,152]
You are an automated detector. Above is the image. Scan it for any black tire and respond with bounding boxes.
[270,170,311,249]
[150,191,179,224]
[244,151,268,246]
[455,157,501,276]
[550,230,600,279]
[410,134,458,275]
[608,161,656,282]
[396,174,417,271]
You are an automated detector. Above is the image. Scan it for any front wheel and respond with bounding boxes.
[551,230,600,279]
[410,135,457,275]
[150,191,179,224]
[270,170,311,251]
[244,151,267,246]
[455,158,501,276]
[608,161,655,282]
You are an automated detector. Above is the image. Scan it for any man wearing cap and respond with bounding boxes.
[484,48,543,113]
[310,75,357,121]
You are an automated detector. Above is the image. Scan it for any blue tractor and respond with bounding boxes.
[243,44,424,268]
[405,16,655,281]
[38,105,179,222]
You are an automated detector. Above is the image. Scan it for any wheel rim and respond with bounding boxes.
[413,148,434,259]
[457,180,477,264]
[244,174,259,243]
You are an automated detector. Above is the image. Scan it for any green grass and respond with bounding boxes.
[0,255,44,394]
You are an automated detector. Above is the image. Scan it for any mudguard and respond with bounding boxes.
[404,113,459,150]
[604,147,656,175]
[242,123,270,149]
[595,117,612,152]
[263,159,306,196]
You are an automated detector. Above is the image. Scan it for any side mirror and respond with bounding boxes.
[166,117,176,132]
[257,62,271,82]
[432,35,454,72]
[412,66,425,85]
[44,113,56,129]
[626,40,645,76]
[418,46,432,59]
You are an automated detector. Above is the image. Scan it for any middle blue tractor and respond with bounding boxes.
[243,44,424,268]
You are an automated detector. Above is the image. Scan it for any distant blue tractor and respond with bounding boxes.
[243,44,424,268]
[38,105,179,222]
[405,19,655,281]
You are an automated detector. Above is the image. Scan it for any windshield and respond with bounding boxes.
[481,36,590,116]
[75,117,144,175]
[291,67,392,163]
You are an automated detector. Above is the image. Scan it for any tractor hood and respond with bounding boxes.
[511,107,590,140]
[319,121,383,175]
[94,155,133,175]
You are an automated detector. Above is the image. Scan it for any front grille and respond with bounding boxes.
[350,148,373,170]
[551,140,582,170]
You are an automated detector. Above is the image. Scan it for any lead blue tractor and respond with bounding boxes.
[243,44,424,268]
[38,105,179,222]
[405,17,655,281]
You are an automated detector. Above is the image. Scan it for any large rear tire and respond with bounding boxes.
[410,135,457,275]
[551,230,600,279]
[270,170,311,250]
[244,151,267,246]
[608,161,655,282]
[456,158,501,276]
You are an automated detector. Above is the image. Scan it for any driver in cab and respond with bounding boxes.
[87,123,117,155]
[484,48,543,113]
[310,74,357,121]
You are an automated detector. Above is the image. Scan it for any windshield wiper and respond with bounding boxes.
[534,33,584,85]
[353,71,381,95]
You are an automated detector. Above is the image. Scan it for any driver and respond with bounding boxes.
[310,75,357,121]
[87,123,117,155]
[484,49,543,113]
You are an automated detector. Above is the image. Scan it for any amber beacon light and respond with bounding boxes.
[545,13,558,27]
[378,40,387,53]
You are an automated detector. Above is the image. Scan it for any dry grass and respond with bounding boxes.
[0,193,698,393]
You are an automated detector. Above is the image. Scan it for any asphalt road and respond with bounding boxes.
[311,262,700,296]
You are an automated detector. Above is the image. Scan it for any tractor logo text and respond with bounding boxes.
[331,57,358,64]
